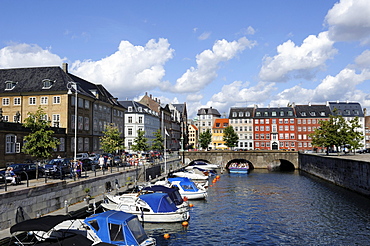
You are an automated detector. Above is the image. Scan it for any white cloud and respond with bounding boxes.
[71,38,174,99]
[355,50,370,68]
[325,0,370,44]
[206,80,276,115]
[270,68,370,106]
[169,37,256,93]
[0,43,65,68]
[186,94,203,102]
[198,32,211,40]
[259,31,337,82]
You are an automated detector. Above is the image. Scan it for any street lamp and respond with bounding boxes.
[67,82,78,163]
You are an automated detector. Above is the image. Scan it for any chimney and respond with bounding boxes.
[150,94,152,99]
[62,63,68,73]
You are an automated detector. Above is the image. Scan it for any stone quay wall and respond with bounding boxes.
[0,157,182,231]
[299,153,370,197]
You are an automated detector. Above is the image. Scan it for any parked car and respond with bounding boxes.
[80,158,96,171]
[113,156,122,165]
[44,158,72,178]
[76,153,89,160]
[0,163,44,181]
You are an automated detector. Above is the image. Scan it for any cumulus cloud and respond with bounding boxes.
[270,68,370,106]
[325,0,370,44]
[71,38,174,99]
[355,50,370,68]
[206,80,276,115]
[259,31,337,82]
[186,94,203,102]
[169,37,257,93]
[0,43,65,68]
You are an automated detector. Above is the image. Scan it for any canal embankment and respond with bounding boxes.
[0,157,182,233]
[299,153,370,197]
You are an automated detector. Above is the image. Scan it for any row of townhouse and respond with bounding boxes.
[188,102,367,152]
[0,64,188,166]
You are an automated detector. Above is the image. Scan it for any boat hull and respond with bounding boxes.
[101,203,190,223]
[229,168,249,174]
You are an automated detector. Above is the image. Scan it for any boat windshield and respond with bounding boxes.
[127,217,148,244]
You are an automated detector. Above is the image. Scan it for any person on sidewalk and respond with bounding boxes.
[5,167,18,185]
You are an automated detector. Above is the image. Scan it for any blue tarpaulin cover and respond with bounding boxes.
[168,177,199,192]
[139,193,178,213]
[84,210,148,246]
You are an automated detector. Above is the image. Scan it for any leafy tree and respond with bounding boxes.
[223,126,239,149]
[131,129,149,152]
[199,129,212,150]
[346,117,364,154]
[100,123,124,155]
[310,114,363,155]
[23,106,60,178]
[151,129,164,151]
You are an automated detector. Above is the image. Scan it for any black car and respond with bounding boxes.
[80,158,96,171]
[0,163,44,181]
[44,158,72,178]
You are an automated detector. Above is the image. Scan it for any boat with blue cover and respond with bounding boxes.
[102,192,190,223]
[9,210,156,245]
[166,177,208,200]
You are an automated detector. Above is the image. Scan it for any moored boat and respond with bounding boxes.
[165,177,208,200]
[228,162,249,174]
[9,210,156,246]
[102,192,190,223]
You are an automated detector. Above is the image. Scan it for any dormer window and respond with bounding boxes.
[42,79,54,89]
[138,107,142,112]
[5,81,17,90]
[320,112,326,116]
[128,106,133,112]
[301,112,307,116]
[309,112,316,116]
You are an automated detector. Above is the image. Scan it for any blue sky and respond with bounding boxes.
[1,0,370,118]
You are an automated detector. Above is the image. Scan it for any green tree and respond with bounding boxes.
[23,106,60,178]
[223,126,239,148]
[199,129,212,150]
[131,129,149,152]
[310,114,363,155]
[346,117,364,154]
[151,129,164,151]
[100,123,124,155]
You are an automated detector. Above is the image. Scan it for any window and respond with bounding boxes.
[245,112,250,117]
[223,123,228,127]
[239,112,243,117]
[128,106,133,112]
[280,111,284,116]
[260,134,264,139]
[59,138,65,152]
[78,116,83,130]
[266,134,270,139]
[14,97,21,105]
[41,97,48,104]
[290,125,294,131]
[6,134,17,153]
[138,107,142,112]
[264,112,268,116]
[255,134,259,139]
[290,133,295,139]
[84,117,89,130]
[216,123,220,127]
[2,98,9,106]
[52,114,60,127]
[29,97,36,105]
[256,112,261,116]
[139,116,143,124]
[232,112,237,117]
[5,81,17,90]
[128,128,133,135]
[260,126,264,131]
[53,96,60,104]
[85,100,90,109]
[84,138,89,152]
[266,126,270,131]
[42,79,53,89]
[255,126,259,131]
[260,119,264,124]
[288,111,293,116]
[128,117,133,123]
[272,111,277,116]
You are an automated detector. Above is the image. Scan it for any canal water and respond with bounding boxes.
[145,169,370,245]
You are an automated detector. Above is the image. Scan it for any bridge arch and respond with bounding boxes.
[226,159,254,170]
[267,159,295,172]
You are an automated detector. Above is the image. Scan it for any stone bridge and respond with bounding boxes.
[183,150,299,171]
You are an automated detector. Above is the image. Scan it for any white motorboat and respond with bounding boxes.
[105,185,190,211]
[10,210,156,246]
[102,192,190,223]
[185,161,220,171]
[171,168,209,181]
[156,177,208,200]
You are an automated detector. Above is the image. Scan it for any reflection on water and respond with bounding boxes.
[148,170,370,245]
